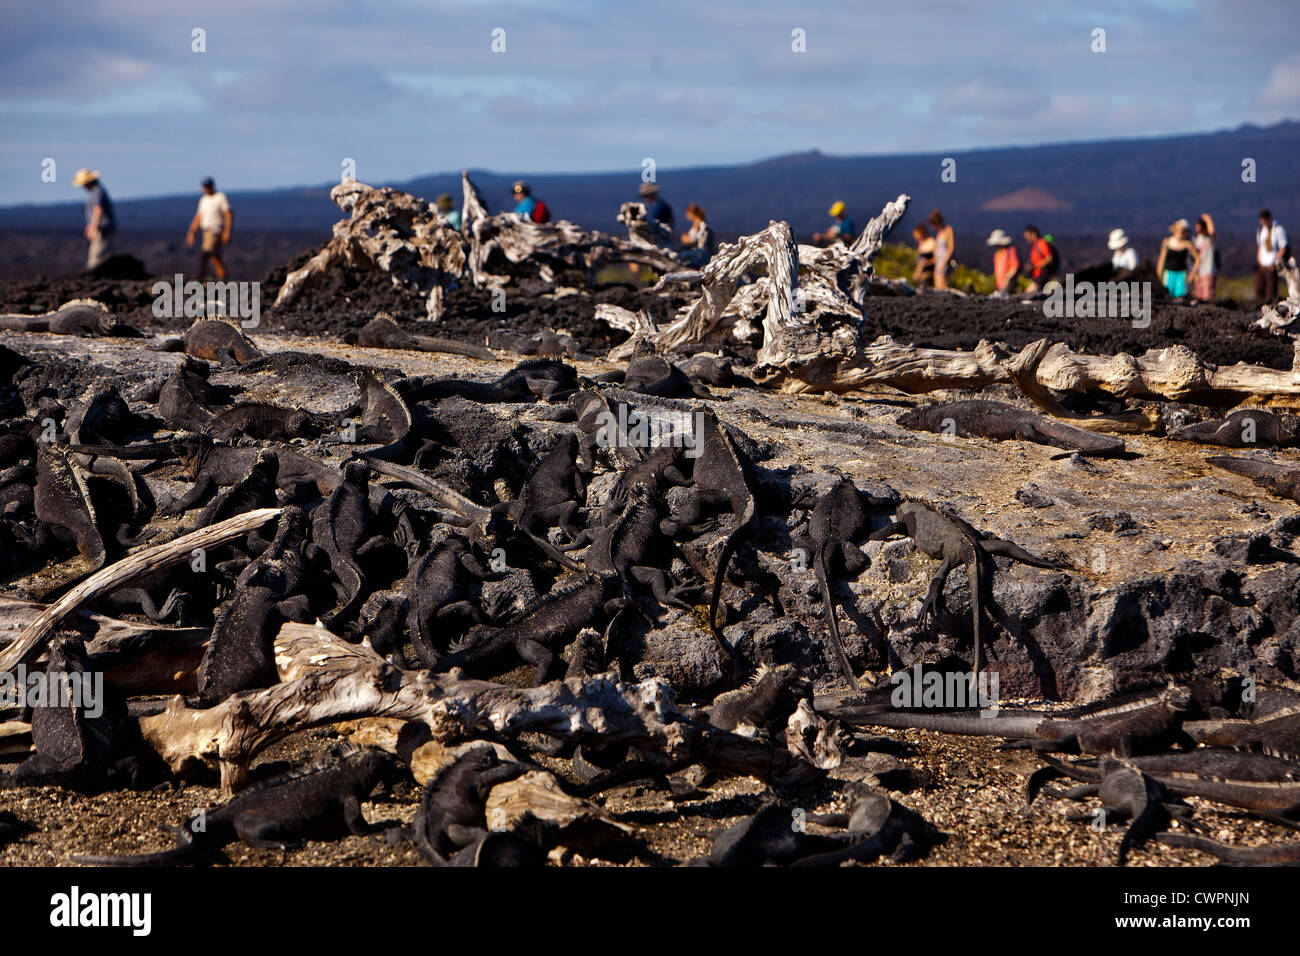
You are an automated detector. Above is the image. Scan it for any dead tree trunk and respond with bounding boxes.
[272,181,466,321]
[461,173,683,291]
[140,621,821,795]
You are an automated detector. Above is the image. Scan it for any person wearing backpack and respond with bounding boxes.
[1023,224,1057,292]
[511,180,552,223]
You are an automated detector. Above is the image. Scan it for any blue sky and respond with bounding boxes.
[2,0,1298,204]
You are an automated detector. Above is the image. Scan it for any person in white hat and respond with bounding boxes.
[1107,228,1137,272]
[73,168,115,270]
[986,229,1019,295]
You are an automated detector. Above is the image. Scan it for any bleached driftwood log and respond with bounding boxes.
[140,621,819,794]
[0,508,280,674]
[273,181,466,321]
[461,172,683,290]
[1254,257,1300,335]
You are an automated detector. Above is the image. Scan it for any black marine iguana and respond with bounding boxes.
[346,313,494,360]
[1172,408,1300,449]
[660,408,763,678]
[429,573,631,683]
[152,319,263,364]
[73,749,397,865]
[823,684,1196,756]
[400,358,578,404]
[0,299,124,337]
[897,400,1125,457]
[194,506,313,705]
[793,478,896,688]
[411,748,535,866]
[871,500,1066,676]
[1208,454,1300,504]
[404,532,491,666]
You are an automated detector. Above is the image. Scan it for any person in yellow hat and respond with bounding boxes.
[73,168,116,271]
[813,201,855,246]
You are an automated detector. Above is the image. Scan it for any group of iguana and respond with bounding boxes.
[2,308,1300,867]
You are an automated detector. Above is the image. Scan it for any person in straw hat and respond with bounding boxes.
[73,168,115,271]
[1107,228,1138,272]
[1157,218,1200,299]
[986,229,1019,295]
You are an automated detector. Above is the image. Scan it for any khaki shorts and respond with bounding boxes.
[201,229,224,254]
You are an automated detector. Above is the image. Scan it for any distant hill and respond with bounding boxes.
[2,121,1295,247]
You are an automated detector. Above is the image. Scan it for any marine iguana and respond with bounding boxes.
[334,371,414,461]
[308,461,384,634]
[1034,749,1300,819]
[401,358,578,404]
[72,749,398,865]
[486,328,588,360]
[152,319,263,364]
[1184,697,1300,760]
[703,662,806,737]
[1037,759,1186,865]
[871,500,1065,676]
[209,404,320,442]
[659,409,762,678]
[1171,408,1300,449]
[153,358,230,432]
[793,478,896,688]
[825,684,1196,757]
[151,437,339,514]
[194,506,313,705]
[346,313,494,360]
[496,431,587,546]
[34,443,106,569]
[1208,454,1300,504]
[597,353,712,399]
[189,448,280,530]
[897,400,1125,458]
[429,573,631,683]
[404,532,491,666]
[0,299,122,337]
[2,638,141,793]
[411,748,533,866]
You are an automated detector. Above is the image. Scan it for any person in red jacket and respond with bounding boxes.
[1022,224,1055,292]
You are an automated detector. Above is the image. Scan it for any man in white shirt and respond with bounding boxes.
[1256,208,1289,306]
[186,177,233,279]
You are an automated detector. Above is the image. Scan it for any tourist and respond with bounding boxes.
[930,210,955,290]
[679,203,717,265]
[813,201,855,246]
[1107,228,1138,272]
[640,183,674,234]
[511,180,551,222]
[1256,208,1289,306]
[185,177,232,280]
[1157,219,1200,299]
[1022,224,1057,292]
[1192,214,1216,301]
[912,224,936,287]
[74,168,115,271]
[986,229,1019,295]
[436,194,461,232]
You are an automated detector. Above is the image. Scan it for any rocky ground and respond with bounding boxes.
[1,271,1298,867]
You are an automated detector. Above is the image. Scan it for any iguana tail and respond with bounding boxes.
[815,544,858,689]
[72,830,201,866]
[968,557,983,678]
[707,510,755,678]
[409,334,495,361]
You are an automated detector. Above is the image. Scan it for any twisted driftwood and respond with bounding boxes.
[461,172,682,290]
[273,181,466,320]
[0,508,280,674]
[140,621,820,795]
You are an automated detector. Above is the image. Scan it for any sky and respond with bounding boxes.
[2,0,1298,205]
